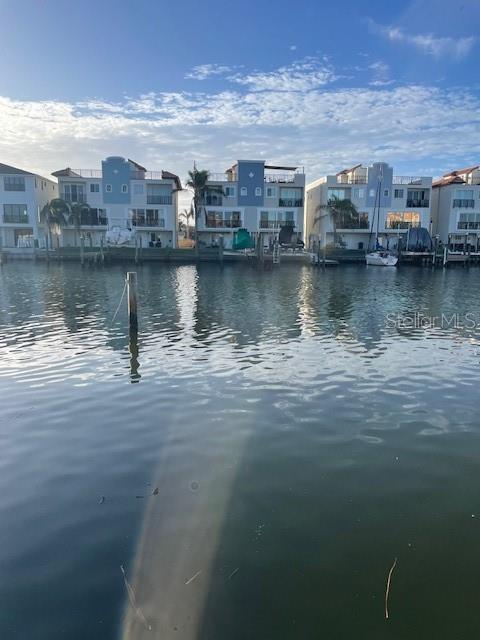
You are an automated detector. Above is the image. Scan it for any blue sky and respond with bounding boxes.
[0,0,479,183]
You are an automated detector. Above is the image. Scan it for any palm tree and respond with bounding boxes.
[179,205,194,238]
[314,195,361,248]
[186,168,223,253]
[39,198,71,250]
[68,202,91,246]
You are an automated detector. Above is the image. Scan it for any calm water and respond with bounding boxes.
[1,262,480,639]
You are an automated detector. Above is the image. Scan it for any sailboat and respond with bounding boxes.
[365,168,398,267]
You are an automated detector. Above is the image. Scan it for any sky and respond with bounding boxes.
[0,0,479,187]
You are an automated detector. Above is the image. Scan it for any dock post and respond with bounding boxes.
[100,236,104,263]
[218,235,224,264]
[256,235,264,265]
[134,236,139,265]
[80,236,85,266]
[443,245,447,268]
[127,272,138,331]
[273,239,280,265]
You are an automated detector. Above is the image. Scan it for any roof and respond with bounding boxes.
[128,158,147,172]
[443,165,479,177]
[162,170,182,190]
[336,164,362,176]
[264,164,298,171]
[51,167,81,177]
[0,162,34,176]
[432,175,465,188]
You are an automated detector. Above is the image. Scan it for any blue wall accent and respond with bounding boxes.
[237,161,265,207]
[102,157,131,204]
[366,162,393,209]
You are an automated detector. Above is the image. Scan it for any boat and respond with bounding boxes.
[365,167,398,267]
[366,251,398,266]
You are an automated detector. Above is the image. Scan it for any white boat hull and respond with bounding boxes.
[366,252,398,267]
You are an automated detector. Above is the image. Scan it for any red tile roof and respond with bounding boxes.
[432,175,465,188]
[443,165,479,177]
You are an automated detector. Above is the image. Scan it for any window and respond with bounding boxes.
[146,184,172,204]
[4,176,25,191]
[106,184,112,192]
[255,187,262,197]
[224,186,235,197]
[353,188,364,199]
[328,188,348,202]
[369,189,376,197]
[205,210,241,228]
[121,184,128,193]
[133,183,144,195]
[394,189,404,199]
[259,210,296,229]
[407,189,429,207]
[3,204,28,223]
[130,208,165,227]
[240,187,247,196]
[266,186,277,198]
[384,189,389,197]
[90,183,100,193]
[63,183,86,203]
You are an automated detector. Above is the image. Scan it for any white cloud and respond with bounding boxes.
[369,19,476,59]
[1,82,480,184]
[185,64,236,80]
[368,61,394,87]
[228,57,337,92]
[290,45,297,51]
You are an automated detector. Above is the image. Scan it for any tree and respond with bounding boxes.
[314,196,361,248]
[186,168,223,253]
[39,198,71,250]
[68,202,91,246]
[179,205,195,238]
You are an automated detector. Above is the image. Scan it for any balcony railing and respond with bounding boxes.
[79,212,107,226]
[337,216,369,229]
[337,177,367,184]
[69,169,103,178]
[260,220,295,229]
[146,195,172,205]
[131,217,165,228]
[61,193,87,204]
[204,196,223,206]
[406,199,429,207]
[458,222,480,230]
[393,176,425,185]
[386,221,421,229]
[3,214,29,224]
[279,198,303,207]
[453,199,475,208]
[264,173,297,184]
[205,219,241,229]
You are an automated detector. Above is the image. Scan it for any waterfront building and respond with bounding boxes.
[199,160,305,248]
[0,163,58,252]
[305,162,433,251]
[431,165,480,251]
[52,157,181,248]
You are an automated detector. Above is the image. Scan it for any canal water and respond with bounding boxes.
[1,262,480,639]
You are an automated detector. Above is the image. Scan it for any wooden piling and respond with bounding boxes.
[256,235,264,265]
[100,236,104,263]
[127,272,138,330]
[80,236,85,266]
[134,236,139,265]
[443,245,447,267]
[218,236,224,264]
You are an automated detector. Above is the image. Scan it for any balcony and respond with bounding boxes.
[260,220,295,229]
[406,199,429,207]
[264,173,298,184]
[386,221,421,229]
[131,217,165,228]
[204,195,223,206]
[393,176,425,185]
[205,218,241,229]
[79,211,107,226]
[453,199,475,208]
[61,192,87,204]
[458,222,480,230]
[69,169,103,178]
[146,195,172,205]
[337,177,367,184]
[337,214,369,229]
[3,214,29,224]
[279,198,303,207]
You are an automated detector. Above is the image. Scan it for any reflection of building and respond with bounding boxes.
[0,163,58,251]
[52,156,181,248]
[199,160,305,248]
[432,165,480,251]
[305,162,432,250]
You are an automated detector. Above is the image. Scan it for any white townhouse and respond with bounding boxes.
[431,165,480,251]
[0,163,57,252]
[305,162,433,251]
[52,156,181,248]
[198,160,306,249]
